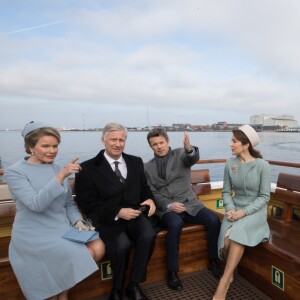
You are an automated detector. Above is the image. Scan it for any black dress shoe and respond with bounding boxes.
[208,259,223,279]
[167,271,183,291]
[108,288,123,300]
[125,284,149,300]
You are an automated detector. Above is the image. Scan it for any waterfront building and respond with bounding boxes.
[211,122,243,130]
[250,114,298,129]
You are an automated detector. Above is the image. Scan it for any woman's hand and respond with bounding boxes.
[232,209,246,221]
[74,220,95,231]
[226,209,246,222]
[62,158,82,177]
[226,209,235,222]
[56,158,82,183]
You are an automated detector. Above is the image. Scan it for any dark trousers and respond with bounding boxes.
[106,214,156,290]
[162,207,221,272]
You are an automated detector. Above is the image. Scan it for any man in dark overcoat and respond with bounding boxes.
[75,122,156,300]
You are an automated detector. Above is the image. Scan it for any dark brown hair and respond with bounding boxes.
[232,129,263,159]
[147,128,169,144]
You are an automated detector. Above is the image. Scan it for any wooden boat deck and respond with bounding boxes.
[89,269,271,300]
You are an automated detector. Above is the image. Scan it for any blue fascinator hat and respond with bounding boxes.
[22,121,50,138]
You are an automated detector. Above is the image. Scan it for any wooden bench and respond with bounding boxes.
[0,169,212,300]
[239,173,300,300]
[191,168,211,195]
[270,173,300,222]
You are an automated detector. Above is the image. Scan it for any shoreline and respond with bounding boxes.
[1,129,298,133]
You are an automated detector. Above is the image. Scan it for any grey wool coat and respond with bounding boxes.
[218,157,271,259]
[144,147,205,218]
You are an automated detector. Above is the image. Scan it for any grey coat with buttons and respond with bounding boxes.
[144,147,205,218]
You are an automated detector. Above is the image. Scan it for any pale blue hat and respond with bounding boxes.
[22,121,50,137]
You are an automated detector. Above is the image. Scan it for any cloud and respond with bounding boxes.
[0,0,300,129]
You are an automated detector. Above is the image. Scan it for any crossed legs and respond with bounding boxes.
[213,238,245,300]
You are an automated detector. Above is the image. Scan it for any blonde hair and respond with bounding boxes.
[24,127,61,154]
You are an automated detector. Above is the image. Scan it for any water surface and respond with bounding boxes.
[1,131,299,181]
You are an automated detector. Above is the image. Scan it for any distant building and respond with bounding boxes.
[172,123,189,131]
[211,122,242,130]
[226,123,244,129]
[187,124,210,131]
[250,114,298,129]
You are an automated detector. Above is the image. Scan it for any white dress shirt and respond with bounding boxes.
[104,152,127,179]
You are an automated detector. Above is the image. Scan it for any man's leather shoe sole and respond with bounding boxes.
[108,288,123,300]
[167,271,183,291]
[167,281,183,291]
[208,260,223,279]
[125,285,149,300]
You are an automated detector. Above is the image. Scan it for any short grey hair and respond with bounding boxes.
[102,122,127,138]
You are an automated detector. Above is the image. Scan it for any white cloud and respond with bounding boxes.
[1,0,300,129]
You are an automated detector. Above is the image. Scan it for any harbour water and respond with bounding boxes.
[1,131,300,182]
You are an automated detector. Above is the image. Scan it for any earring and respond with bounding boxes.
[31,152,34,155]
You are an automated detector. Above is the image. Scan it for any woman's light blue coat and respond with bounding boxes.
[218,157,271,259]
[5,159,98,300]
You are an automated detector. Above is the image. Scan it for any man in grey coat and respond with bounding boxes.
[144,128,222,291]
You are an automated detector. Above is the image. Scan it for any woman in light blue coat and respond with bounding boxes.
[213,125,270,300]
[5,122,105,300]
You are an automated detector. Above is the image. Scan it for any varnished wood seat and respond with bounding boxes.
[191,168,211,195]
[0,183,12,202]
[268,219,300,260]
[271,173,300,222]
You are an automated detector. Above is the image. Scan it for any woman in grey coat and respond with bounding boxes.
[213,125,270,300]
[5,122,105,300]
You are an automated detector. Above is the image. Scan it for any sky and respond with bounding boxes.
[1,0,300,130]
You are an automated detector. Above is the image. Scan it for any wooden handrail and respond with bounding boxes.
[196,159,300,169]
[266,160,300,169]
[195,159,227,164]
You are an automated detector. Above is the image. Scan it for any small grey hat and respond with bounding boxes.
[21,121,50,137]
[238,124,259,147]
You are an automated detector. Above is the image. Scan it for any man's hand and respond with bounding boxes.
[140,199,156,216]
[169,202,187,213]
[118,208,141,220]
[183,132,192,152]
